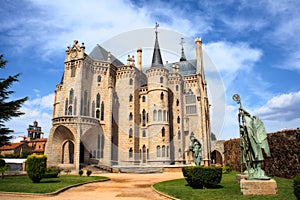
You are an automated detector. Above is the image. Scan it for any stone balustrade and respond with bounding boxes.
[52,116,100,126]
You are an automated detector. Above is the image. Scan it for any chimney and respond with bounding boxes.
[137,48,142,70]
[195,37,203,75]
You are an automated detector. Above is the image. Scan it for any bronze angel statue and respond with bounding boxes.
[233,94,270,180]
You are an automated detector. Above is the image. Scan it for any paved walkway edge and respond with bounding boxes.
[0,179,110,197]
[151,185,180,200]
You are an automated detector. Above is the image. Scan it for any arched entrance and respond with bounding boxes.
[81,126,104,165]
[47,125,76,168]
[211,150,223,165]
[62,140,74,164]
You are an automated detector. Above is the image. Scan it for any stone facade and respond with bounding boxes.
[45,32,211,170]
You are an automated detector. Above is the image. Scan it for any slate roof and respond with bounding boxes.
[89,44,124,66]
[165,59,197,76]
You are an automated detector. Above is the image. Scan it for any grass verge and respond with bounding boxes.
[153,171,296,200]
[0,175,109,194]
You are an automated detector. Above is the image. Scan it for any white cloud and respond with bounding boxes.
[6,94,54,139]
[203,41,262,90]
[254,91,300,121]
[204,41,262,73]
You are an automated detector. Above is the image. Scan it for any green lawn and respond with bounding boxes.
[0,175,109,194]
[153,171,296,200]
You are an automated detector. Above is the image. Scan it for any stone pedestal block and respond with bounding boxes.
[240,179,277,195]
[236,174,248,184]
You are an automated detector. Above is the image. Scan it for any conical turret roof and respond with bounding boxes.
[151,23,163,67]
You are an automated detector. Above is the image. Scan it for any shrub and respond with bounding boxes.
[86,170,92,176]
[64,169,71,174]
[26,154,47,183]
[222,163,232,174]
[79,170,83,176]
[182,166,222,189]
[294,173,300,200]
[0,159,9,179]
[43,167,61,178]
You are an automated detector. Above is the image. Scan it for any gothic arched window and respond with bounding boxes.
[162,127,165,137]
[129,94,133,102]
[129,128,133,138]
[100,102,104,120]
[160,92,164,100]
[156,146,161,157]
[160,76,163,83]
[96,109,100,118]
[97,75,101,82]
[65,98,68,115]
[91,101,95,117]
[68,106,72,115]
[129,112,133,121]
[167,146,169,157]
[96,93,100,108]
[69,89,74,104]
[153,110,157,121]
[129,148,133,158]
[177,116,180,124]
[178,130,181,140]
[162,145,166,157]
[129,78,133,85]
[158,110,162,121]
[142,109,146,126]
[178,148,182,158]
[71,64,76,77]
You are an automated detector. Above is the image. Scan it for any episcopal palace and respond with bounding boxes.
[45,28,211,170]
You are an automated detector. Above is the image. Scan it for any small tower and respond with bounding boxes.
[27,121,43,140]
[146,23,171,164]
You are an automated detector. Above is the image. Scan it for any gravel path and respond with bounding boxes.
[0,172,183,200]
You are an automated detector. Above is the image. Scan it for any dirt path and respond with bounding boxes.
[0,172,183,200]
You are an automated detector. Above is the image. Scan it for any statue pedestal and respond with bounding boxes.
[236,174,248,184]
[240,179,277,195]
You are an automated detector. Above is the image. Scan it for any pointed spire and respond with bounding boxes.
[179,37,187,62]
[151,22,163,67]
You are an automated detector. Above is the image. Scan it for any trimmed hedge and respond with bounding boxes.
[86,170,92,176]
[43,167,61,178]
[26,154,47,183]
[182,166,222,189]
[295,173,300,200]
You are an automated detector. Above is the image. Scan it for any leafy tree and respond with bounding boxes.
[0,54,28,147]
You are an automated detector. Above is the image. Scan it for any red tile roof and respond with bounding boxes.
[0,143,23,151]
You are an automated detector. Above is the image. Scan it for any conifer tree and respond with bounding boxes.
[0,54,28,147]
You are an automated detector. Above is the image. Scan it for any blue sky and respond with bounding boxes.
[1,0,300,141]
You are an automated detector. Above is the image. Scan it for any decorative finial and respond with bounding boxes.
[154,22,159,34]
[180,37,185,48]
[179,37,187,61]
